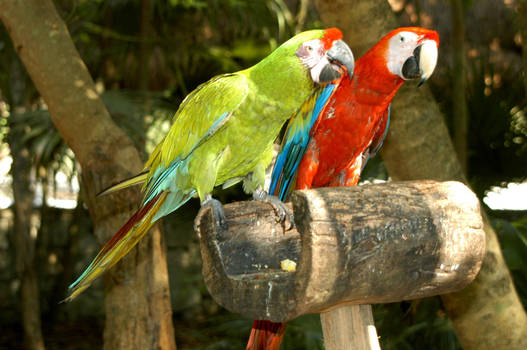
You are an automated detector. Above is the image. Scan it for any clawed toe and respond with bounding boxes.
[199,196,227,230]
[253,189,295,230]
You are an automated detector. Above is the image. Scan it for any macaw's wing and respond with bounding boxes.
[141,73,249,204]
[269,82,339,201]
[361,104,391,173]
[67,74,249,301]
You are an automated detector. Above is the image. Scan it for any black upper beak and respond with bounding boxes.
[319,39,355,83]
[402,45,422,82]
[402,40,438,86]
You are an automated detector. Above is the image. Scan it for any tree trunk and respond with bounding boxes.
[6,53,46,350]
[9,117,46,350]
[314,1,527,349]
[0,1,176,349]
[450,0,469,174]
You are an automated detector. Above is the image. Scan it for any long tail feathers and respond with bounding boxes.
[65,192,167,301]
[246,320,287,350]
[97,171,149,197]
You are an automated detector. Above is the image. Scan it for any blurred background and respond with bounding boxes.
[0,0,526,349]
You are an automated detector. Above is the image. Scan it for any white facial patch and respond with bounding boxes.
[386,31,421,79]
[297,39,325,69]
[310,56,333,83]
[297,39,330,83]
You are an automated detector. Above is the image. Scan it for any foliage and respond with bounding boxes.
[465,57,527,198]
[56,0,310,97]
[5,109,76,186]
[492,215,527,307]
[374,299,461,350]
[0,89,177,194]
[430,54,527,199]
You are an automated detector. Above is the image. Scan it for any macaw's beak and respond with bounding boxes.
[320,39,355,83]
[401,39,438,86]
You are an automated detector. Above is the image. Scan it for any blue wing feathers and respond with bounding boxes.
[269,84,336,200]
[311,84,335,128]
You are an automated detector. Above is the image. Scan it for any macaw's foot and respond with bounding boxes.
[197,195,227,231]
[253,188,295,230]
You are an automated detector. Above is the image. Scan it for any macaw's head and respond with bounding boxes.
[269,28,354,85]
[293,28,355,84]
[380,27,439,86]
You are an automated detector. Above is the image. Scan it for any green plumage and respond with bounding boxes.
[67,29,331,300]
[144,29,327,211]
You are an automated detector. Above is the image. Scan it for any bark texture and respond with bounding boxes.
[6,50,46,350]
[9,124,45,350]
[196,181,484,322]
[314,1,527,349]
[0,1,176,349]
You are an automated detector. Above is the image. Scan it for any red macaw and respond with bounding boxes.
[247,27,439,350]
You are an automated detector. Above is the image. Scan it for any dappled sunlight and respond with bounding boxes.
[85,88,98,100]
[29,213,39,240]
[420,12,433,28]
[0,152,79,209]
[33,171,79,209]
[489,37,501,52]
[388,0,405,12]
[0,151,13,210]
[511,106,527,139]
[48,252,57,265]
[444,182,479,209]
[404,3,419,23]
[484,181,527,210]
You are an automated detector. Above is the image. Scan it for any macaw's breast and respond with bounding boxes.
[188,87,304,189]
[309,75,395,187]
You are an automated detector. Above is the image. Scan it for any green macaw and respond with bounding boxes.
[67,28,354,301]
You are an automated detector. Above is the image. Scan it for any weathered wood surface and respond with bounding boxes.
[195,180,485,322]
[321,304,380,350]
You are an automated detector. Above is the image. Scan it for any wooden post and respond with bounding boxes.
[321,304,380,350]
[195,180,485,347]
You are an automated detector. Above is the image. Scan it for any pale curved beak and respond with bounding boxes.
[327,39,355,80]
[417,39,438,86]
[316,39,355,83]
[401,38,439,86]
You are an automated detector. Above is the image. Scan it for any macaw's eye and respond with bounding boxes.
[400,35,405,43]
[306,45,313,52]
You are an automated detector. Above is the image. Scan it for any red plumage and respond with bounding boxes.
[246,320,287,350]
[92,193,162,266]
[321,27,343,50]
[298,27,438,189]
[249,27,439,350]
[297,50,401,188]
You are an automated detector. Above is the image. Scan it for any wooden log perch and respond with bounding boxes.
[195,180,485,323]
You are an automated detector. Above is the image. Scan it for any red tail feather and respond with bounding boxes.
[246,320,287,350]
[93,194,161,266]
